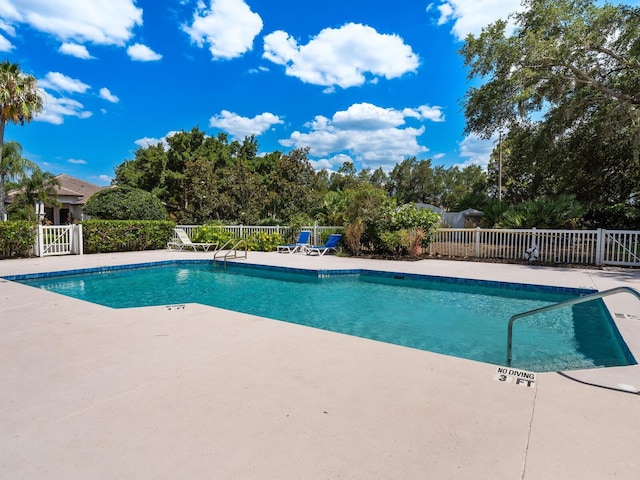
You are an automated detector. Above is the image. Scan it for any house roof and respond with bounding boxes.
[459,208,484,216]
[414,203,444,214]
[4,174,106,205]
[54,174,105,205]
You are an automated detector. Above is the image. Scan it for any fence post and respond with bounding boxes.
[596,228,603,266]
[475,227,480,258]
[37,224,44,257]
[77,224,84,255]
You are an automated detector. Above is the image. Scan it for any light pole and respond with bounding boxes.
[498,130,503,202]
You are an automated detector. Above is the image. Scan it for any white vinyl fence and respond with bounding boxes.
[430,228,640,267]
[33,224,640,267]
[175,224,340,247]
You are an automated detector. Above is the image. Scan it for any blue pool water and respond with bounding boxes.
[9,261,635,372]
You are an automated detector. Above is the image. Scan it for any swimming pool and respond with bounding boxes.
[8,260,635,372]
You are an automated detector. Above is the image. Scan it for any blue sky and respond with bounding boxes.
[1,0,636,186]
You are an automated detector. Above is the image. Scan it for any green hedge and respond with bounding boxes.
[193,224,284,252]
[0,221,37,258]
[83,220,175,253]
[84,186,168,220]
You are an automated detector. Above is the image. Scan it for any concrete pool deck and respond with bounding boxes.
[1,250,639,479]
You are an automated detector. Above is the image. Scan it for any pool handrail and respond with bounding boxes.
[506,286,640,367]
[213,238,248,266]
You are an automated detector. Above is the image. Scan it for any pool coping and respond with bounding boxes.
[2,252,639,380]
[9,258,628,373]
[3,257,601,296]
[2,250,640,479]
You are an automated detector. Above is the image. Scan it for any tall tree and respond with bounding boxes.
[183,156,222,223]
[218,159,266,223]
[269,147,321,222]
[462,0,639,137]
[0,61,43,220]
[461,0,640,205]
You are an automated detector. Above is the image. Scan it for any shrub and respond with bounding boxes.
[83,220,174,253]
[362,203,439,255]
[378,230,405,255]
[0,221,37,258]
[245,231,284,252]
[193,223,237,246]
[84,186,168,220]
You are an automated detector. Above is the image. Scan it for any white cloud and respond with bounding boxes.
[59,42,93,59]
[68,158,87,164]
[127,43,162,61]
[209,110,283,139]
[38,72,90,93]
[99,87,119,103]
[134,131,179,149]
[432,0,521,40]
[280,102,432,170]
[0,0,142,46]
[0,19,16,37]
[183,0,263,60]
[263,22,419,89]
[97,174,112,184]
[248,66,269,74]
[0,33,13,51]
[309,153,354,172]
[457,133,496,169]
[36,91,92,125]
[408,105,446,122]
[135,137,164,148]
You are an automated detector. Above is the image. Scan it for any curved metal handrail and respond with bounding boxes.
[213,239,234,260]
[507,286,640,366]
[213,238,248,265]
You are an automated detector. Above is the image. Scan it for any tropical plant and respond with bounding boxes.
[495,195,584,229]
[9,170,60,222]
[1,141,39,212]
[0,61,43,221]
[319,190,348,225]
[479,201,511,228]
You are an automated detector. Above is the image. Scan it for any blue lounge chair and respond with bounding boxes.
[306,234,341,256]
[277,230,311,253]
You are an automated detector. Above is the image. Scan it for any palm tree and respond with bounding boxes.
[1,139,39,202]
[10,170,60,222]
[0,60,44,220]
